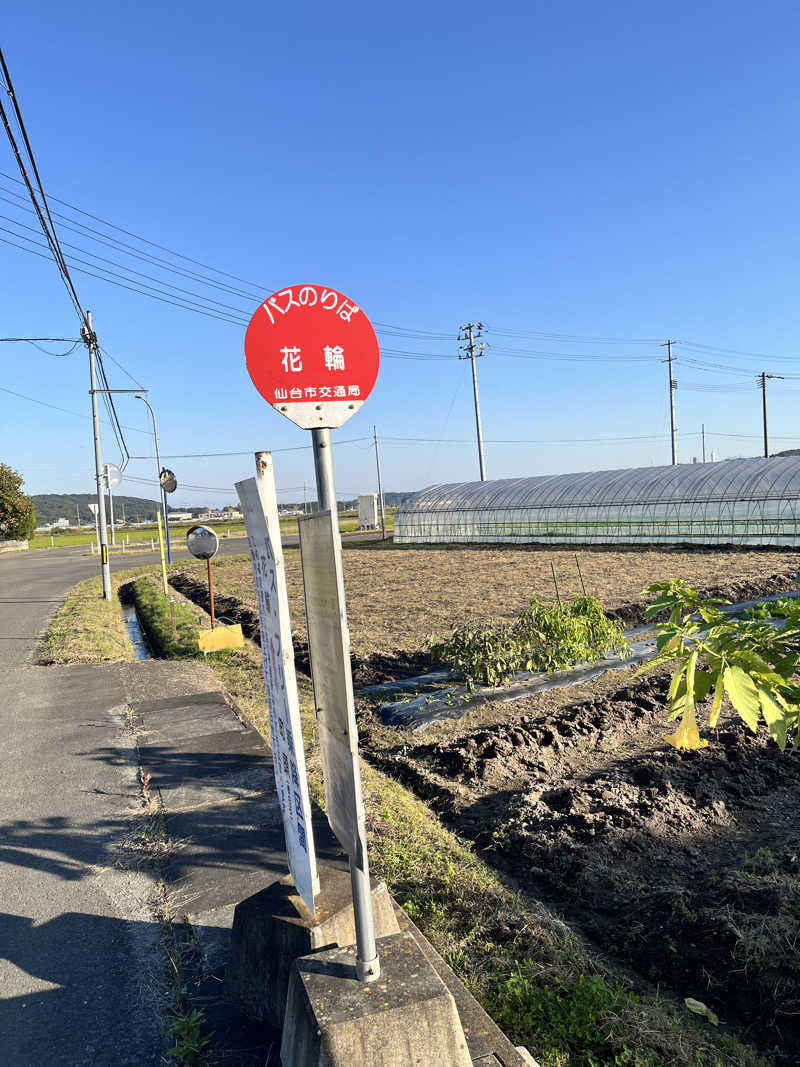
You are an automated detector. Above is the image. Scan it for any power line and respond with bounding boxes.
[0,336,80,356]
[127,436,372,460]
[0,52,86,325]
[0,184,265,304]
[0,382,149,433]
[0,221,250,326]
[0,209,253,317]
[0,168,270,295]
[122,474,234,494]
[0,170,452,339]
[383,432,698,445]
[488,326,662,344]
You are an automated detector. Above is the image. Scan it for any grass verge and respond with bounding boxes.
[121,573,767,1066]
[35,575,134,664]
[126,575,203,659]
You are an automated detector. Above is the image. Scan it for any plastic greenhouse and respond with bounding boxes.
[394,457,800,546]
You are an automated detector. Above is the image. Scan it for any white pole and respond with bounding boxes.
[311,427,379,983]
[105,465,116,546]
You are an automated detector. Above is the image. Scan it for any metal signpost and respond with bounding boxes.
[160,467,177,563]
[136,395,174,563]
[236,454,319,913]
[104,463,121,546]
[245,283,381,982]
[186,525,219,628]
[88,501,99,550]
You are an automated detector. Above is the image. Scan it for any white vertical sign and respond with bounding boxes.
[236,455,319,913]
[298,510,368,868]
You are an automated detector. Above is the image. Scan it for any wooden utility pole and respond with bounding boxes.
[660,339,678,465]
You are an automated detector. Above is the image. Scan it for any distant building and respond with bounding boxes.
[358,493,379,529]
[199,509,241,521]
[168,511,194,522]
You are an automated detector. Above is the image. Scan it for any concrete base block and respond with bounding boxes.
[224,865,399,1029]
[281,931,472,1067]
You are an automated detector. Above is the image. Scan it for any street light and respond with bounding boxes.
[135,395,172,563]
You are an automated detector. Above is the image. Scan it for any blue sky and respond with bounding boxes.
[3,1,800,507]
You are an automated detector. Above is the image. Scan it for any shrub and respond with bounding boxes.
[431,595,629,689]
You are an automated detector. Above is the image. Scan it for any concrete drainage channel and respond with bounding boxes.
[364,586,800,732]
[121,604,151,660]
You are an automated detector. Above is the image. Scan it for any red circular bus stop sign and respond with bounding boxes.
[245,284,380,429]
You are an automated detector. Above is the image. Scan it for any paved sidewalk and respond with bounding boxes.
[0,663,165,1066]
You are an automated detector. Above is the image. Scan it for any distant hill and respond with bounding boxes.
[34,490,419,526]
[33,493,176,526]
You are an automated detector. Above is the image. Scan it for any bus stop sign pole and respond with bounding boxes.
[245,283,381,983]
[311,424,378,981]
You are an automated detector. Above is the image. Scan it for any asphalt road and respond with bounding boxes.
[0,530,381,1064]
[0,542,220,1064]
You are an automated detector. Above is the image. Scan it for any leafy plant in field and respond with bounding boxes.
[637,579,800,751]
[742,603,773,621]
[515,596,628,674]
[430,596,628,690]
[430,623,525,689]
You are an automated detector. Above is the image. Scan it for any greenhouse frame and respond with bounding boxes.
[394,457,800,546]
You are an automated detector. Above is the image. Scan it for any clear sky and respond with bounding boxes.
[3,1,800,509]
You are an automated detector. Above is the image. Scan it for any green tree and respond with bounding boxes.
[0,464,37,541]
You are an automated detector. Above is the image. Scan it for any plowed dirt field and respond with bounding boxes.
[168,542,800,1063]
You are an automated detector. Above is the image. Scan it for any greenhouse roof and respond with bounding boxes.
[401,456,800,512]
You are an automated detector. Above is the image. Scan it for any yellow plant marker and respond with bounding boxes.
[156,512,168,595]
[198,624,244,653]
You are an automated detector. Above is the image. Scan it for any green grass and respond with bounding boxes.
[35,576,134,664]
[28,511,393,551]
[127,575,203,659]
[29,522,249,551]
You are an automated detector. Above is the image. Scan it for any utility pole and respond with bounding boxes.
[758,372,784,458]
[701,423,706,463]
[81,310,112,600]
[373,425,386,540]
[660,339,678,465]
[76,503,80,529]
[458,322,487,480]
